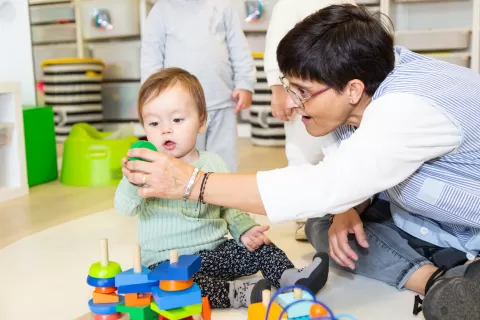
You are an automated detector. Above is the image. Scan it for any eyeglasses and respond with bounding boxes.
[279,76,330,109]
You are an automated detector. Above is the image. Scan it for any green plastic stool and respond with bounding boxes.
[23,105,58,187]
[60,123,138,186]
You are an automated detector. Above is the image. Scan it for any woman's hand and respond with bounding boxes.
[328,208,369,270]
[270,85,292,121]
[122,148,196,199]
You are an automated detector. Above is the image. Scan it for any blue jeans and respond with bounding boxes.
[305,199,466,290]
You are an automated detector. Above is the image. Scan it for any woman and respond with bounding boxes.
[124,4,480,320]
[264,0,355,241]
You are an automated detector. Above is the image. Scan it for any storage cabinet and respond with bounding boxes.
[79,0,141,40]
[0,83,29,202]
[31,23,77,45]
[102,82,140,122]
[383,0,479,71]
[87,40,141,80]
[29,3,75,24]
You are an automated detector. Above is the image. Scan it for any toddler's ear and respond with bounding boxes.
[199,119,207,134]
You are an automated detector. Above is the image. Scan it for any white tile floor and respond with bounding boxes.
[0,209,423,320]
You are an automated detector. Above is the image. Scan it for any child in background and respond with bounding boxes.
[115,68,329,309]
[141,0,256,172]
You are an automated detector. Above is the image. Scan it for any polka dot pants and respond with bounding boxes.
[149,239,294,308]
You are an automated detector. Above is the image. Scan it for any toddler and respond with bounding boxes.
[115,68,329,309]
[141,0,256,172]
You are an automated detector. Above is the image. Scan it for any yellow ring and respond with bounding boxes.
[143,174,148,185]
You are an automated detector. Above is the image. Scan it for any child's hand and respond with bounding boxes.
[240,225,271,252]
[232,89,253,113]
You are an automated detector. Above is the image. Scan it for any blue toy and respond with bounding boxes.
[117,281,158,294]
[87,275,116,288]
[265,285,358,320]
[152,283,202,310]
[115,245,151,287]
[88,296,125,315]
[148,252,201,281]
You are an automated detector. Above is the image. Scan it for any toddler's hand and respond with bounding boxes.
[240,225,271,252]
[232,89,253,113]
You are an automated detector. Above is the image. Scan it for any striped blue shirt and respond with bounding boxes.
[335,46,480,259]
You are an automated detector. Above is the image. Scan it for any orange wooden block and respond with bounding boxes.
[247,301,287,320]
[201,297,211,320]
[125,292,152,307]
[95,287,117,294]
[92,291,120,304]
[159,279,194,291]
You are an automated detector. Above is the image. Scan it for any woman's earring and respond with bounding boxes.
[349,99,354,104]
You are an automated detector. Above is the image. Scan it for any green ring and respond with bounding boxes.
[88,261,122,279]
[129,141,158,162]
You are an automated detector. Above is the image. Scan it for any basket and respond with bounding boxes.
[249,53,285,147]
[41,58,104,143]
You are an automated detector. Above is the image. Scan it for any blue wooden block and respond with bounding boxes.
[87,275,116,288]
[151,283,202,310]
[117,280,159,294]
[115,266,151,287]
[148,255,201,281]
[88,296,124,315]
[276,291,313,318]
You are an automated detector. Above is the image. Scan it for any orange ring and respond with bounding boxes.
[94,287,116,294]
[159,279,194,291]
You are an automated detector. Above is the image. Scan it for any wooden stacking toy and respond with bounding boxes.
[85,239,211,320]
[87,239,124,320]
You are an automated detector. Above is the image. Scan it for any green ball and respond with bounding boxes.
[88,261,122,279]
[129,140,158,161]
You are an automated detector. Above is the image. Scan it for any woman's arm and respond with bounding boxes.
[190,172,268,215]
[125,93,461,223]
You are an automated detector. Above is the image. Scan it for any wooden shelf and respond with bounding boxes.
[0,82,28,203]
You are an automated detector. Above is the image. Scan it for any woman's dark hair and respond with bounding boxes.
[277,4,395,95]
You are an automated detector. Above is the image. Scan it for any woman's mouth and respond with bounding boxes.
[301,116,312,124]
[163,140,176,151]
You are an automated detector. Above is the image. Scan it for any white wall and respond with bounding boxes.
[0,0,36,105]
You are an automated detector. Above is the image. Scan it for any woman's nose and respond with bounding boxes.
[285,94,298,109]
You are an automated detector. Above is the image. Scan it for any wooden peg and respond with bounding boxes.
[294,288,302,299]
[133,244,142,273]
[262,289,271,307]
[169,250,179,264]
[100,238,109,267]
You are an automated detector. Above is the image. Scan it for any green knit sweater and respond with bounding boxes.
[114,151,259,267]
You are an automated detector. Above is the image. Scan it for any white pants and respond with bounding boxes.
[196,107,238,172]
[284,113,337,167]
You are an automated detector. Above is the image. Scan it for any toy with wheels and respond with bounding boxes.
[248,284,358,320]
[60,123,137,186]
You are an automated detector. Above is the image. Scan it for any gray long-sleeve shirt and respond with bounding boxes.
[141,0,256,110]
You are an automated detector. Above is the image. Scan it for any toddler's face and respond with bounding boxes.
[142,84,205,161]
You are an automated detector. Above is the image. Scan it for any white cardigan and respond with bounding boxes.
[256,93,462,223]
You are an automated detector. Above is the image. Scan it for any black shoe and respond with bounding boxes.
[414,259,480,320]
[295,252,329,295]
[250,279,272,305]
